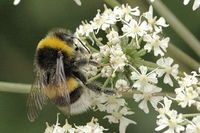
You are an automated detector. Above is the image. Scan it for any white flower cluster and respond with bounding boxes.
[175,69,200,109]
[74,4,175,133]
[155,68,199,133]
[44,114,106,133]
[75,4,170,84]
[155,97,185,133]
[131,65,163,113]
[75,3,200,133]
[90,92,136,133]
[156,95,200,133]
[130,57,179,114]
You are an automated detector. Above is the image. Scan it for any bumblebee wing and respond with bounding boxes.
[50,51,71,114]
[27,70,48,122]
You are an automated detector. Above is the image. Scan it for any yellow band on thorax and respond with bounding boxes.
[37,36,74,56]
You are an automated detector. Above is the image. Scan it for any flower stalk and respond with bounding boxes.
[0,81,30,94]
[0,81,177,98]
[183,113,200,118]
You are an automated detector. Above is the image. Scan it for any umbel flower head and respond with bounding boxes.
[74,3,173,133]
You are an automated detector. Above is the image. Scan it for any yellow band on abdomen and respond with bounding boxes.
[44,77,79,99]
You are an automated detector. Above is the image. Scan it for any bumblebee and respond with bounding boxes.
[27,29,114,121]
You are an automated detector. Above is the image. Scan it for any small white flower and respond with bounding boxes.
[113,4,140,21]
[104,95,127,113]
[157,97,172,118]
[44,123,54,133]
[156,57,179,86]
[91,8,116,32]
[133,85,163,113]
[130,66,158,89]
[91,93,126,113]
[62,120,76,133]
[106,29,120,44]
[45,114,72,133]
[183,0,200,10]
[75,118,106,133]
[99,45,110,56]
[104,107,136,133]
[155,110,185,133]
[90,92,108,112]
[76,21,93,37]
[13,0,21,5]
[115,79,129,90]
[175,87,198,108]
[186,115,200,133]
[143,34,169,56]
[143,6,168,33]
[110,44,127,71]
[82,64,98,78]
[178,72,198,88]
[101,66,112,78]
[122,19,148,39]
[91,53,102,63]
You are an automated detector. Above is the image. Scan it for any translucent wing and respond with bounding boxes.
[27,51,71,121]
[49,51,71,114]
[27,69,48,122]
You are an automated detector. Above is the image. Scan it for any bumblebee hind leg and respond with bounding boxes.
[85,83,115,95]
[72,71,87,83]
[72,71,115,95]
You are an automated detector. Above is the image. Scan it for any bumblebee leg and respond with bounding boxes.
[72,71,87,83]
[85,83,115,95]
[73,58,99,68]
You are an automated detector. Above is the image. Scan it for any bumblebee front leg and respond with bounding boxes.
[73,58,99,68]
[85,83,116,95]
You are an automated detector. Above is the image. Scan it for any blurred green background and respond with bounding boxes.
[0,0,199,133]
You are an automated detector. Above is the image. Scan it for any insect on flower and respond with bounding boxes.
[27,29,115,121]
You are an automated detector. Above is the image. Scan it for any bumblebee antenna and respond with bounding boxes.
[71,37,91,54]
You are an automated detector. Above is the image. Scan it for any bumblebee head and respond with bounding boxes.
[37,29,90,57]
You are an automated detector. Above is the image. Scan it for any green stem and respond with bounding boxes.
[92,33,104,46]
[86,43,99,53]
[183,113,200,118]
[0,81,176,98]
[121,89,176,98]
[88,73,102,83]
[103,77,110,88]
[104,0,120,7]
[150,0,200,57]
[0,81,31,94]
[168,44,200,70]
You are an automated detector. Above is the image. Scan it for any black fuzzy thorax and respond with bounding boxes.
[36,47,73,68]
[36,46,83,106]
